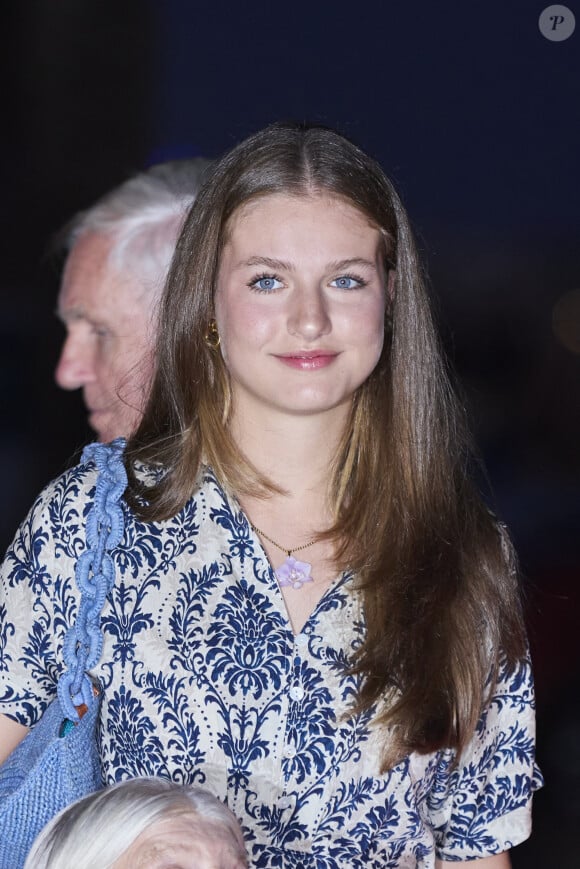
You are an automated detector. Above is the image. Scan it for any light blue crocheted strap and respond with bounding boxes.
[58,439,127,722]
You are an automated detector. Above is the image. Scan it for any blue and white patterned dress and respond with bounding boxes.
[0,456,542,867]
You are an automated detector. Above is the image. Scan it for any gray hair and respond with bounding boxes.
[24,777,247,869]
[63,158,214,295]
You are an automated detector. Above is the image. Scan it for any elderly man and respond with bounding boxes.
[55,158,213,441]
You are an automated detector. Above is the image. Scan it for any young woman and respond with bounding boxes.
[0,123,541,867]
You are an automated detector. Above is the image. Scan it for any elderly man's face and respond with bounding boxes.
[55,232,156,442]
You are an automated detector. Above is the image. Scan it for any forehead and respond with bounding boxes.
[59,231,146,319]
[224,193,381,256]
[117,814,238,868]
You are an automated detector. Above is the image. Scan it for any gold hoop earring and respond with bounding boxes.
[204,319,220,349]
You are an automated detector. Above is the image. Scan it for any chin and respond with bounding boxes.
[289,389,353,412]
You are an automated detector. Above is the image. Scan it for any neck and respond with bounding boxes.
[230,402,350,501]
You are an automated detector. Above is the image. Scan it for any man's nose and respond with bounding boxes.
[54,332,96,390]
[286,285,332,341]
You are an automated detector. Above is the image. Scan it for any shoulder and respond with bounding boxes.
[2,441,129,580]
[33,441,125,522]
[8,462,96,552]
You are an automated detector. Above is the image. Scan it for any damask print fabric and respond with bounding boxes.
[0,456,542,868]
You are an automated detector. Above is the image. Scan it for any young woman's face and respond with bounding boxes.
[215,193,386,425]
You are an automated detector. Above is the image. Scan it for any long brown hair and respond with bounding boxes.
[126,122,526,768]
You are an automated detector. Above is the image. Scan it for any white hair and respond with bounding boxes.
[24,777,247,869]
[64,158,214,296]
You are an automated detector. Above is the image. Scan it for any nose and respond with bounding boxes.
[287,284,331,341]
[54,331,96,390]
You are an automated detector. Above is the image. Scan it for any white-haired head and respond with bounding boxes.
[64,158,214,292]
[24,777,248,869]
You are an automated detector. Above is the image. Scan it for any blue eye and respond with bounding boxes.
[249,275,283,292]
[331,275,364,290]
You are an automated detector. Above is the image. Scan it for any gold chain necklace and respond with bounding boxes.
[250,523,316,590]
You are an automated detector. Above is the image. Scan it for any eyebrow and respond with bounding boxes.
[326,257,379,272]
[237,256,294,271]
[55,305,88,324]
[237,256,379,272]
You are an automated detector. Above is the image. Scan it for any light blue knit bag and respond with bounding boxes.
[0,440,126,868]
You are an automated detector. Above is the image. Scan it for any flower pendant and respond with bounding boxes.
[275,556,313,590]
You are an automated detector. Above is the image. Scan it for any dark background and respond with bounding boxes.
[2,2,579,864]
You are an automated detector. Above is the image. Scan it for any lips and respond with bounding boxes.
[274,351,339,371]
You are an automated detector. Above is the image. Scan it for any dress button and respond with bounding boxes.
[284,744,297,759]
[277,795,293,810]
[289,685,304,701]
[295,633,308,648]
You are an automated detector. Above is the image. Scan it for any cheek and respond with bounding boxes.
[95,348,130,394]
[367,296,386,344]
[94,349,119,383]
[218,299,276,357]
[349,301,385,373]
[344,299,385,344]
